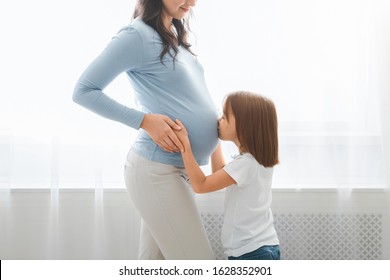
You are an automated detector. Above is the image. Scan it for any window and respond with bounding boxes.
[0,0,387,189]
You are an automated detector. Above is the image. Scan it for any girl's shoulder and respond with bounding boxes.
[232,153,256,164]
[224,153,273,188]
[227,153,256,174]
[232,153,273,174]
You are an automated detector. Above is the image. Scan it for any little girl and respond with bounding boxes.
[175,90,280,260]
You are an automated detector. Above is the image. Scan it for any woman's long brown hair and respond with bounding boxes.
[132,0,194,63]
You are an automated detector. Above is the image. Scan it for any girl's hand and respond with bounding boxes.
[140,114,183,153]
[175,119,190,151]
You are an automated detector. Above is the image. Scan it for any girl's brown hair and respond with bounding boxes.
[132,0,194,63]
[224,91,279,168]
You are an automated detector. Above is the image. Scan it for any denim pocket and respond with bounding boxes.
[229,245,281,260]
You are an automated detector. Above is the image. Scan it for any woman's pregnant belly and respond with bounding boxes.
[179,107,219,165]
[133,104,219,167]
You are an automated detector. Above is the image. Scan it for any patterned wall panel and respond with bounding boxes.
[201,213,383,260]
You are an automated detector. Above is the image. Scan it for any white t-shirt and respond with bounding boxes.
[222,153,279,257]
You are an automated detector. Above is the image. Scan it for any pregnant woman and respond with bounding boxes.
[73,0,218,259]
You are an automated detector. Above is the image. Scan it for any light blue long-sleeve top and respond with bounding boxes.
[73,18,219,167]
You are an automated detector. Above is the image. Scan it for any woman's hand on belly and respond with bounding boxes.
[140,114,184,153]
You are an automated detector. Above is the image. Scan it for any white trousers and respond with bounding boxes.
[124,151,215,260]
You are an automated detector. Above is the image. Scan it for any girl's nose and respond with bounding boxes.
[217,117,222,126]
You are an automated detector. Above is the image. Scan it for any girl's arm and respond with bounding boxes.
[175,120,235,194]
[211,142,225,173]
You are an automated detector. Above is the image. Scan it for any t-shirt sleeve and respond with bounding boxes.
[72,26,145,129]
[223,155,253,187]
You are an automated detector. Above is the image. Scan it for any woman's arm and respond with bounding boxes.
[175,120,235,193]
[73,27,182,153]
[73,28,145,129]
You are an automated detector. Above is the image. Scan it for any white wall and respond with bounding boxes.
[1,189,389,259]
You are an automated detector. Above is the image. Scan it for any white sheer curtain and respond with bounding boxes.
[1,0,389,191]
[1,0,389,260]
[375,0,390,186]
[195,0,390,189]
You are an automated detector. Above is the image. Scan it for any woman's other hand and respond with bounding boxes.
[140,114,183,153]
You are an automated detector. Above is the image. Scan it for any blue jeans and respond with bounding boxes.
[228,245,281,260]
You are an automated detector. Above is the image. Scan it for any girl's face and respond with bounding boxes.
[162,0,196,22]
[218,103,237,142]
